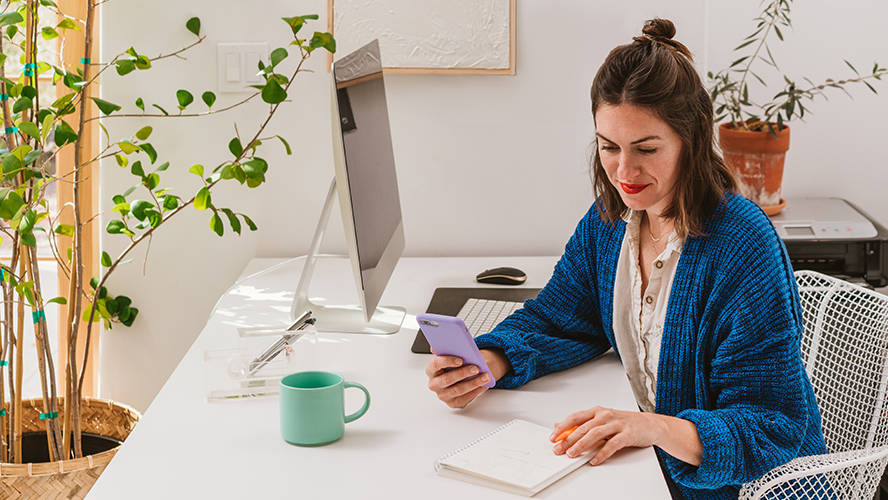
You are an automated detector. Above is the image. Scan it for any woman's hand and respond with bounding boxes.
[425,348,511,409]
[550,406,703,466]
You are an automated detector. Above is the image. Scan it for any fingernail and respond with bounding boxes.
[454,358,463,366]
[590,458,598,466]
[481,374,490,382]
[469,366,479,374]
[567,449,576,458]
[553,444,562,454]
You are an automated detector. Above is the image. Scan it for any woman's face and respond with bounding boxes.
[596,103,683,218]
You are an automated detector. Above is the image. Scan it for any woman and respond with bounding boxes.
[424,18,826,500]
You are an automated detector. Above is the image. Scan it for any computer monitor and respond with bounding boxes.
[289,40,406,334]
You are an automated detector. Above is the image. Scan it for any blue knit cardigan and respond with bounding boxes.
[475,193,827,500]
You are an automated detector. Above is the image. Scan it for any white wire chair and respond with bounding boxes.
[739,270,888,500]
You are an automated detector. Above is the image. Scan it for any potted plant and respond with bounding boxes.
[708,0,887,215]
[0,1,335,497]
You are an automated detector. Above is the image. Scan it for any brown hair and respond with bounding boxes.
[590,18,736,237]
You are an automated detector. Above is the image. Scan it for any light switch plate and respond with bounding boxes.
[218,43,268,93]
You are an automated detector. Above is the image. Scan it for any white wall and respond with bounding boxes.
[99,0,888,413]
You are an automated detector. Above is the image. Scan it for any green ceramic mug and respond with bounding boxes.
[279,371,370,446]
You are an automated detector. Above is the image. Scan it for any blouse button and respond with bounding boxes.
[655,261,664,269]
[645,296,653,305]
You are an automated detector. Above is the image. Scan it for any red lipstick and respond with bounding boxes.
[620,183,649,194]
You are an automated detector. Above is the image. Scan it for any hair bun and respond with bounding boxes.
[642,18,676,40]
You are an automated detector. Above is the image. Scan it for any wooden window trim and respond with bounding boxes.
[56,0,99,397]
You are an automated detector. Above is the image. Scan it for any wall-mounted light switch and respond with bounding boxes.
[218,43,268,93]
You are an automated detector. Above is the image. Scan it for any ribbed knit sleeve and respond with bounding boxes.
[475,205,618,389]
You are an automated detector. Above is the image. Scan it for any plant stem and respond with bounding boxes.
[733,0,783,130]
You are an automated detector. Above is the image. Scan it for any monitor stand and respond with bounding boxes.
[290,178,405,334]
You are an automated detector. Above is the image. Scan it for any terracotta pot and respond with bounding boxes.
[718,123,790,215]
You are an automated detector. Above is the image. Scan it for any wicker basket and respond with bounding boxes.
[0,397,141,499]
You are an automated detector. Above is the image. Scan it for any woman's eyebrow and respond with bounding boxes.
[595,132,662,145]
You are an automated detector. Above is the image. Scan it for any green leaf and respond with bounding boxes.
[135,126,152,141]
[222,209,242,235]
[41,26,60,40]
[23,150,42,167]
[270,48,288,67]
[51,93,75,111]
[131,161,145,178]
[135,97,145,111]
[101,251,112,267]
[41,114,53,143]
[163,195,179,211]
[186,17,201,37]
[261,77,287,105]
[54,224,75,237]
[19,209,37,233]
[105,298,120,315]
[55,121,78,146]
[241,213,258,231]
[0,12,24,28]
[13,96,33,114]
[275,135,293,155]
[130,199,153,220]
[118,140,140,154]
[189,164,204,178]
[17,121,39,140]
[0,191,25,220]
[209,212,224,236]
[111,202,130,216]
[154,161,170,172]
[47,296,67,305]
[106,219,127,234]
[195,187,211,211]
[282,16,307,35]
[228,137,243,158]
[152,104,169,116]
[140,143,158,164]
[57,17,80,31]
[20,233,36,247]
[116,59,136,76]
[309,32,336,54]
[90,97,121,115]
[146,173,160,190]
[202,91,216,109]
[121,307,138,327]
[176,89,194,109]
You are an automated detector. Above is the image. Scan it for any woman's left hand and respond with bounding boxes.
[550,406,703,466]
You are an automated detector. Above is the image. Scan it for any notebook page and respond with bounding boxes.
[438,420,590,489]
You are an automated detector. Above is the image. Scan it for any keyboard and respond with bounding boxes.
[457,298,523,337]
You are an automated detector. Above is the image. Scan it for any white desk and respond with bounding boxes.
[86,257,670,499]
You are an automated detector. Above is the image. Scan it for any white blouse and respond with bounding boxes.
[611,211,685,413]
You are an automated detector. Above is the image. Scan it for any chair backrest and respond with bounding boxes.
[795,270,888,453]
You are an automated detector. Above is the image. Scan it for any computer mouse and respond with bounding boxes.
[476,267,527,286]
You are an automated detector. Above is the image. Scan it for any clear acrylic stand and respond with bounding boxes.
[203,325,317,401]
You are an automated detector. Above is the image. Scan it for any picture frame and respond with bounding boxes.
[328,0,516,75]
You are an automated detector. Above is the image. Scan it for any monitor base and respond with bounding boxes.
[298,303,406,335]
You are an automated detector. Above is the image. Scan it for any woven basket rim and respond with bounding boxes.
[0,396,140,477]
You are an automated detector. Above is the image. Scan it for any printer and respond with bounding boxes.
[770,198,888,288]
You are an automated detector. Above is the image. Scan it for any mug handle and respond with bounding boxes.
[344,381,371,423]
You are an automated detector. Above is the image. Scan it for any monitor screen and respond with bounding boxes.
[289,39,406,334]
[335,64,402,290]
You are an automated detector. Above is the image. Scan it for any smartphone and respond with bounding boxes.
[417,313,496,388]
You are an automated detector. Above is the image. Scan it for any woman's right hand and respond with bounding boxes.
[425,348,511,409]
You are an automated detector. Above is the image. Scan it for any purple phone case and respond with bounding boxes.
[417,313,496,388]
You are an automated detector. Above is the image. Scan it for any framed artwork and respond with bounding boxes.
[328,0,516,75]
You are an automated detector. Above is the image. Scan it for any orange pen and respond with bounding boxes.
[555,426,579,442]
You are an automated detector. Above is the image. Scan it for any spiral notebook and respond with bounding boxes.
[434,419,593,497]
